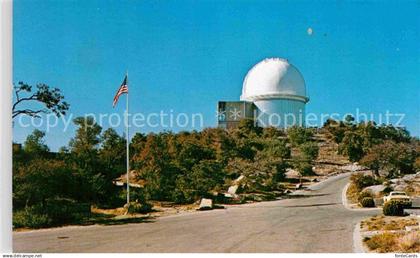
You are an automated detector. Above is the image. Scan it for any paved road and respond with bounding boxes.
[14,173,380,253]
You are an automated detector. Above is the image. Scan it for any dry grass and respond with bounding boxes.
[361,215,418,231]
[364,232,398,253]
[363,215,420,253]
[91,206,127,216]
[346,182,359,204]
[398,231,420,252]
[364,232,420,253]
[405,183,420,196]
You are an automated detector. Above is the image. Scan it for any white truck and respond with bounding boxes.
[383,191,412,207]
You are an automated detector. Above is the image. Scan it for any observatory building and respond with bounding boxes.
[218,58,309,129]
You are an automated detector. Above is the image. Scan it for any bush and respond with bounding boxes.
[383,200,405,216]
[397,231,420,252]
[287,126,313,146]
[299,142,319,161]
[295,162,314,176]
[364,232,398,252]
[357,191,373,203]
[45,198,90,224]
[360,197,375,207]
[381,184,393,196]
[126,202,153,214]
[351,174,378,191]
[13,207,52,229]
[13,198,92,229]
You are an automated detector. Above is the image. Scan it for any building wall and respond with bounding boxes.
[253,99,305,128]
[218,101,255,129]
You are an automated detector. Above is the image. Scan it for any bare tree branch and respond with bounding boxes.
[12,82,70,120]
[12,109,47,118]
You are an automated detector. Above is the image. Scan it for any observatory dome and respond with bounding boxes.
[240,58,309,103]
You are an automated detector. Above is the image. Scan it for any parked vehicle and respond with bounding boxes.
[383,191,412,207]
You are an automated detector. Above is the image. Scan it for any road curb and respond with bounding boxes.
[342,182,353,210]
[353,221,367,253]
[341,182,381,212]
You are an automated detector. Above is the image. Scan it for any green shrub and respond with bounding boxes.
[381,184,393,196]
[299,142,319,161]
[287,126,313,146]
[358,191,373,203]
[13,198,92,229]
[383,200,405,216]
[126,202,153,214]
[351,174,378,191]
[13,207,52,229]
[360,197,375,208]
[45,198,90,224]
[295,162,314,176]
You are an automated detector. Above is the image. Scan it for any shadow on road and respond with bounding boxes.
[286,193,332,199]
[94,216,156,226]
[281,202,341,208]
[81,212,156,226]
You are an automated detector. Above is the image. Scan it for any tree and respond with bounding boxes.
[262,126,285,139]
[261,139,291,160]
[99,128,126,180]
[172,160,224,203]
[68,117,106,203]
[69,117,102,154]
[236,118,262,138]
[357,121,381,151]
[130,132,147,161]
[295,161,314,176]
[344,114,355,126]
[227,151,287,193]
[23,129,49,155]
[176,141,215,170]
[134,133,179,200]
[323,119,347,143]
[199,128,237,163]
[378,125,411,143]
[299,142,319,161]
[13,82,69,119]
[338,131,365,162]
[360,141,417,178]
[13,159,76,209]
[287,126,313,146]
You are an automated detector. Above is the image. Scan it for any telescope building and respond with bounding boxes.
[218,58,309,129]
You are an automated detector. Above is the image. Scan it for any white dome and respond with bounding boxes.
[240,58,309,103]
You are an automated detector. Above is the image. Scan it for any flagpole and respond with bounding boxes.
[126,71,130,205]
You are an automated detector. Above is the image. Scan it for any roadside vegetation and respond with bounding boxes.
[364,232,419,253]
[14,118,321,228]
[12,84,420,229]
[336,115,420,209]
[361,216,420,253]
[362,215,418,231]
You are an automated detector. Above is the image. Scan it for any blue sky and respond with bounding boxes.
[14,0,419,151]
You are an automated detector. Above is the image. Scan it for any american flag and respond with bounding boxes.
[113,75,128,107]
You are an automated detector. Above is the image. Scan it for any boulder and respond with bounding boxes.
[228,185,239,195]
[390,178,402,184]
[393,184,408,191]
[223,193,234,198]
[363,185,386,196]
[233,175,245,183]
[198,198,213,210]
[285,169,300,179]
[401,174,418,182]
[341,163,365,172]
